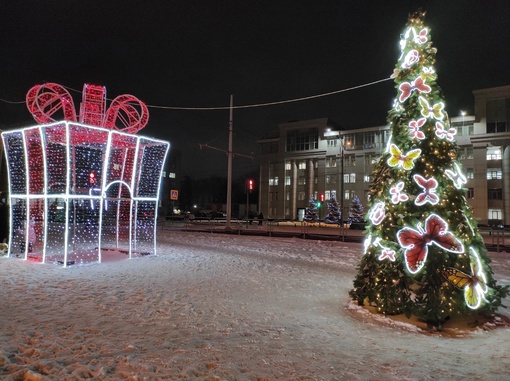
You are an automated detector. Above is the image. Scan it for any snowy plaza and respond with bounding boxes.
[1,229,509,380]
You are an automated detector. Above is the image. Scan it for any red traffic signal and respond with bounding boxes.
[89,171,96,185]
[320,193,325,202]
[248,179,254,191]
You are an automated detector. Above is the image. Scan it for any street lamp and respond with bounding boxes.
[339,136,345,235]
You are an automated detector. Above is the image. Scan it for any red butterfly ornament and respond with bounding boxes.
[397,214,464,274]
[398,77,431,103]
[413,174,439,205]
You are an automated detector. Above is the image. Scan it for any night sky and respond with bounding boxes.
[1,1,510,178]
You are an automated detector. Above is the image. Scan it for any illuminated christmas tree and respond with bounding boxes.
[325,197,341,224]
[304,196,319,222]
[349,11,508,327]
[348,195,364,224]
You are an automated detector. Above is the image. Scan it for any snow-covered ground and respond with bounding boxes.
[1,230,509,380]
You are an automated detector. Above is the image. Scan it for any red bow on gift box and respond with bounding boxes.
[26,83,149,134]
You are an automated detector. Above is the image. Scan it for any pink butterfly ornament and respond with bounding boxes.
[413,174,439,206]
[389,182,409,204]
[408,118,426,140]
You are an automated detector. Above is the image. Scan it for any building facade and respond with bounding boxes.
[258,85,510,225]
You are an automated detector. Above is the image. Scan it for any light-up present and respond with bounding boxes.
[1,83,170,267]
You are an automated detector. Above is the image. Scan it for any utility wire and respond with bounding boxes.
[147,77,392,110]
[0,77,392,111]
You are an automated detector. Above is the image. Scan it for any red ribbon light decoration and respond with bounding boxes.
[26,83,149,134]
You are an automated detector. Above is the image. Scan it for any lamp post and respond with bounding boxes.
[339,136,345,240]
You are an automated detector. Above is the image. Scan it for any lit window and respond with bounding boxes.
[488,209,502,220]
[326,156,337,168]
[487,148,501,160]
[487,169,502,180]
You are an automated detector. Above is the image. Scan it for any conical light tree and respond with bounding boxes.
[325,197,341,224]
[304,196,319,222]
[348,194,364,224]
[350,11,508,327]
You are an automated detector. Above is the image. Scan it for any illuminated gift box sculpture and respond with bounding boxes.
[1,83,169,266]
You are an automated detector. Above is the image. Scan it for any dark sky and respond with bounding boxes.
[1,1,510,178]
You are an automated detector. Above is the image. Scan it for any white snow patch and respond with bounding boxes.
[0,230,509,380]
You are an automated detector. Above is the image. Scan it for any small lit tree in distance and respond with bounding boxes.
[303,196,319,222]
[349,11,508,328]
[325,196,341,224]
[348,194,364,224]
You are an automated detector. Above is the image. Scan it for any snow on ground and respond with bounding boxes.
[1,230,510,380]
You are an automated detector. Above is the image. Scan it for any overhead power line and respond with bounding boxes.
[147,77,392,110]
[0,77,392,111]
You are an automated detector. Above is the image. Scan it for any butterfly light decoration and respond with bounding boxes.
[368,202,386,226]
[410,27,428,44]
[366,235,397,262]
[413,174,439,206]
[398,77,431,103]
[387,144,421,170]
[408,117,427,140]
[445,162,467,189]
[443,247,488,309]
[435,121,457,142]
[378,248,396,262]
[397,213,464,274]
[389,181,409,204]
[401,49,420,69]
[420,67,436,82]
[399,27,428,54]
[418,96,445,120]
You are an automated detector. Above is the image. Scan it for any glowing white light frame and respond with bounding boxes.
[368,201,386,225]
[1,121,170,267]
[465,247,489,310]
[445,162,467,189]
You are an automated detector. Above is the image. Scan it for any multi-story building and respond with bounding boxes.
[258,85,510,225]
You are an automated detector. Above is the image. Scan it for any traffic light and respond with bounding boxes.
[320,193,325,202]
[248,179,254,192]
[89,171,96,186]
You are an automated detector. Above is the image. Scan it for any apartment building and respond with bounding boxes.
[258,85,510,225]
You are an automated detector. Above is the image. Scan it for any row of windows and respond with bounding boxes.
[279,148,501,169]
[286,128,319,152]
[272,186,501,203]
[270,168,501,186]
